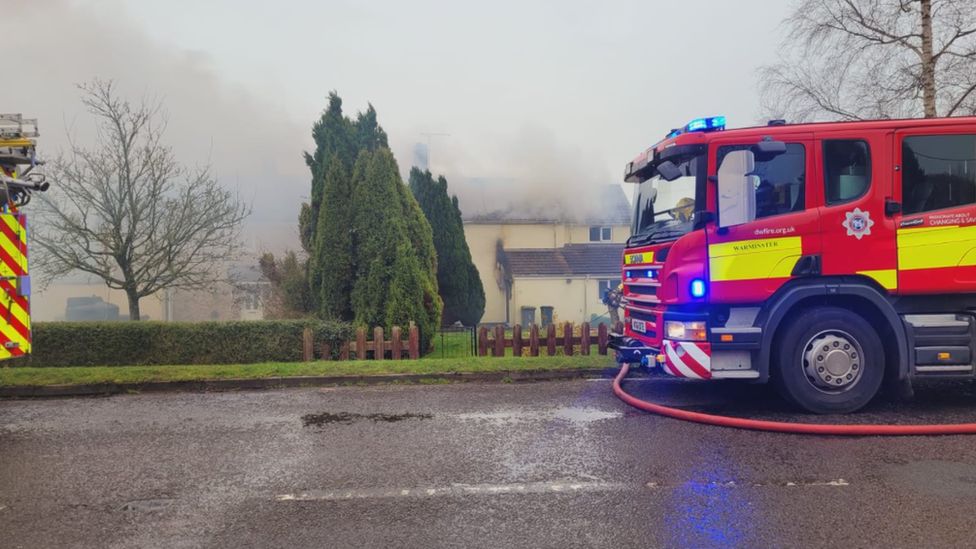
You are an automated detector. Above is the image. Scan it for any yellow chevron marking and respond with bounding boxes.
[0,214,30,356]
[0,215,25,247]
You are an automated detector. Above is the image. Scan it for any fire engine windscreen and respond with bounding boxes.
[631,153,701,243]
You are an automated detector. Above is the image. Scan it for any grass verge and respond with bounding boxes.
[0,355,614,387]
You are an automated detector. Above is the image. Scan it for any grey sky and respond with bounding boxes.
[5,0,791,251]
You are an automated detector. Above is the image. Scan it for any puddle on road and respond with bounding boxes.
[301,407,620,427]
[455,407,622,424]
[301,412,433,427]
[552,407,622,423]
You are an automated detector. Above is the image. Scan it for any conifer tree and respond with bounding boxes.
[409,168,486,326]
[312,155,354,319]
[350,150,441,349]
[276,93,442,349]
[302,93,356,252]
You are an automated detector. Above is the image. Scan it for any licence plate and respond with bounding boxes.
[631,319,647,333]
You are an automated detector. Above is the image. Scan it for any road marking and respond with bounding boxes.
[276,479,629,502]
[785,479,849,487]
[645,479,850,489]
[277,477,851,502]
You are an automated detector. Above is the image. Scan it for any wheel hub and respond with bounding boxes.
[802,331,863,392]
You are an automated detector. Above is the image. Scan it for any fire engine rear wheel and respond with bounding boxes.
[774,306,884,414]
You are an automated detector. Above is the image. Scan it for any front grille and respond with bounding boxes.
[627,284,657,296]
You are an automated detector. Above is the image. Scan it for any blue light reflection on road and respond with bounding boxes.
[666,455,751,548]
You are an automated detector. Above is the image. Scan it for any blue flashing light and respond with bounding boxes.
[667,116,727,140]
[664,116,727,140]
[684,116,726,133]
[626,270,632,279]
[690,278,706,298]
[647,270,654,279]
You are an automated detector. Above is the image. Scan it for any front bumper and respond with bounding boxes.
[609,334,658,366]
[611,333,714,379]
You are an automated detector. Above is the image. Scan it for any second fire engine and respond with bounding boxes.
[0,114,48,361]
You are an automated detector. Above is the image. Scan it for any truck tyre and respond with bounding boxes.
[774,306,884,414]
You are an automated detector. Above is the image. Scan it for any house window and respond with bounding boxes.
[520,306,536,327]
[598,279,621,299]
[589,226,612,241]
[237,283,262,311]
[540,306,554,327]
[902,134,976,215]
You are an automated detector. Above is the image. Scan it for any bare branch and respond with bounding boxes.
[759,0,976,120]
[35,79,250,319]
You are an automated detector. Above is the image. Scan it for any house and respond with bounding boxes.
[32,260,268,322]
[33,273,166,321]
[462,185,631,326]
[168,263,268,322]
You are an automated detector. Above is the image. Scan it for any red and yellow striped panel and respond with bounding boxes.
[0,213,30,359]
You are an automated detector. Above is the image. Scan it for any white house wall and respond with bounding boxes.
[510,276,618,326]
[463,222,629,325]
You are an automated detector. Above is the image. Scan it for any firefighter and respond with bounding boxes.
[671,197,695,222]
[602,282,623,326]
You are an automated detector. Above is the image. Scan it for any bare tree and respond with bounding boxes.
[36,79,249,320]
[759,0,976,121]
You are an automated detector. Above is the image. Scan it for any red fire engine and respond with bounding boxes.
[0,114,48,361]
[611,115,976,413]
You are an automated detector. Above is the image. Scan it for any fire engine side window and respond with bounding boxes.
[902,134,976,215]
[824,140,871,205]
[717,143,806,220]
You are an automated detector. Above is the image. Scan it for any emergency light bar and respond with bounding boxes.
[666,115,726,138]
[624,116,727,182]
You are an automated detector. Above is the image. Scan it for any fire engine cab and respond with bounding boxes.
[611,115,976,413]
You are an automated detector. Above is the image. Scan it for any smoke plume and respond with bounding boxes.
[3,0,308,252]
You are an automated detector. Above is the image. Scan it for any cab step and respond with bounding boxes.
[904,314,975,377]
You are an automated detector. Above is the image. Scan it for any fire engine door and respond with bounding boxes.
[816,131,898,291]
[894,128,976,294]
[706,134,819,304]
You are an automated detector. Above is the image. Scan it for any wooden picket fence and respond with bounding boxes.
[302,325,420,361]
[478,322,624,357]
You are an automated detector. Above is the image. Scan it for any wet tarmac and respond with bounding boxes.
[3,375,976,548]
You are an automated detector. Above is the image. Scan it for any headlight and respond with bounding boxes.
[664,320,707,341]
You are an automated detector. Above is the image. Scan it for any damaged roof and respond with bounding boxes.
[462,185,632,225]
[503,244,624,277]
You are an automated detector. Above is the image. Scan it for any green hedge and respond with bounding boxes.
[26,320,355,367]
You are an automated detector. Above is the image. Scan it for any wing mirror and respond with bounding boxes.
[656,160,682,182]
[752,139,786,156]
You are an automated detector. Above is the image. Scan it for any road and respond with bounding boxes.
[4,375,976,548]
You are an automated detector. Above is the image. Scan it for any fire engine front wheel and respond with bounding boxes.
[774,306,884,414]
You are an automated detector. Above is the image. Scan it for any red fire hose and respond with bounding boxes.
[613,363,976,436]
